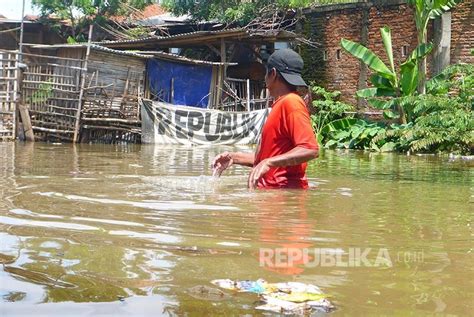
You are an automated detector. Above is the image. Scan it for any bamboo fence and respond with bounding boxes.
[0,51,18,141]
[79,49,145,143]
[20,50,84,142]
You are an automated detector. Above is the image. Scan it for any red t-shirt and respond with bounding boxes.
[254,92,318,189]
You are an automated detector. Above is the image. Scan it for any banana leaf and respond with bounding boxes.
[356,88,396,98]
[400,59,418,96]
[381,26,396,77]
[400,43,433,96]
[407,43,433,63]
[320,118,359,137]
[370,74,394,89]
[368,98,391,110]
[341,38,395,80]
[383,110,400,119]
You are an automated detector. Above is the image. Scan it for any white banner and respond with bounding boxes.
[140,99,269,145]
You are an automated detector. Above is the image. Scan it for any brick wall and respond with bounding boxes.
[451,1,474,64]
[300,0,474,106]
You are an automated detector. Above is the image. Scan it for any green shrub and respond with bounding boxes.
[309,85,355,143]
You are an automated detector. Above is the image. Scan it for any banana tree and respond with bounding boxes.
[407,0,462,93]
[341,26,433,124]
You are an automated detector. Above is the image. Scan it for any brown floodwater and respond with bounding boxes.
[0,142,472,316]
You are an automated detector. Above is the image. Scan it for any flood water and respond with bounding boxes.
[0,142,472,316]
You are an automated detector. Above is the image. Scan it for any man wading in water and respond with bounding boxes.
[212,49,319,189]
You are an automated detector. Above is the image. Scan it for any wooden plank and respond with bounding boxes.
[32,126,74,133]
[81,117,140,123]
[5,50,85,62]
[23,72,75,79]
[74,24,92,143]
[18,104,34,142]
[82,125,140,132]
[29,110,77,119]
[22,80,76,88]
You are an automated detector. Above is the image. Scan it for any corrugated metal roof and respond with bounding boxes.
[28,43,152,58]
[27,43,236,66]
[0,18,33,24]
[142,50,237,66]
[97,27,248,46]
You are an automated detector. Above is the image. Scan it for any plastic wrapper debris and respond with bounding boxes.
[210,279,335,314]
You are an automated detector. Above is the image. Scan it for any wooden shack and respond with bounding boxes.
[21,44,149,143]
[1,28,300,143]
[100,28,298,111]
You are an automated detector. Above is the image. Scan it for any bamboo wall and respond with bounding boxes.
[79,50,146,143]
[11,47,147,143]
[21,50,83,142]
[0,50,18,140]
[221,77,267,111]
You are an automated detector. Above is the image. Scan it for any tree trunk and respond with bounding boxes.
[398,104,407,124]
[418,30,427,94]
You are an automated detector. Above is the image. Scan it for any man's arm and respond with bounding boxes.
[264,146,318,167]
[229,152,255,167]
[248,146,318,189]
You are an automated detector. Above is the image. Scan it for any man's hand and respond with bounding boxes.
[248,159,272,190]
[211,152,234,177]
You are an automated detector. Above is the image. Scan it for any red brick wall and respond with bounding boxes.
[300,5,365,104]
[301,0,474,106]
[366,4,419,76]
[451,1,474,64]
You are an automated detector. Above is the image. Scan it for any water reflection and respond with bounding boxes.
[256,191,315,275]
[0,142,472,316]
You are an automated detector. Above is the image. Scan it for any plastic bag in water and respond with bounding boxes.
[210,278,335,314]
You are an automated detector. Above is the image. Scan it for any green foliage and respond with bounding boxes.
[321,119,389,151]
[162,0,359,24]
[66,36,77,44]
[32,0,153,41]
[341,27,433,124]
[27,79,53,104]
[325,1,470,154]
[407,0,462,40]
[309,85,355,143]
[126,26,150,39]
[427,63,474,105]
[407,0,462,91]
[319,64,473,154]
[373,96,473,154]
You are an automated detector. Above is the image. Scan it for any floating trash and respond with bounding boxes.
[211,279,334,314]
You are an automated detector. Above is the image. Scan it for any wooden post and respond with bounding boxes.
[17,65,34,141]
[73,24,93,143]
[19,0,25,63]
[14,0,26,139]
[246,79,251,111]
[219,39,226,107]
[220,38,226,78]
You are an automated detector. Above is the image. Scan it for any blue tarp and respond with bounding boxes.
[147,59,212,108]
